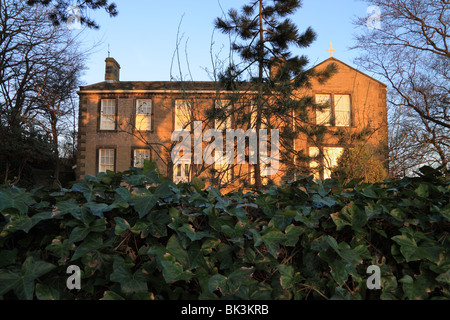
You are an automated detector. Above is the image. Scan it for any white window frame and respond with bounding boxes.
[174,100,191,131]
[334,95,351,127]
[98,148,115,173]
[135,99,152,131]
[315,94,351,127]
[309,146,344,180]
[100,99,116,130]
[173,159,190,183]
[323,147,344,180]
[133,149,150,168]
[315,94,332,126]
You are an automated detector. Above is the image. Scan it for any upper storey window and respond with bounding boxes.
[136,99,152,131]
[315,94,351,127]
[99,99,116,130]
[174,100,192,131]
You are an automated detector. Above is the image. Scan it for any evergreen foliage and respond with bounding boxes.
[214,0,336,188]
[0,162,449,300]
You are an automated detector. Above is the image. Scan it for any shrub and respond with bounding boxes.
[0,162,449,300]
[333,143,389,184]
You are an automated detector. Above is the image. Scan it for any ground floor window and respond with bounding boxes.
[309,146,344,180]
[133,149,151,168]
[173,160,190,183]
[98,148,115,173]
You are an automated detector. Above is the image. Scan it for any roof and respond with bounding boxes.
[77,80,254,94]
[311,57,387,88]
[78,57,387,94]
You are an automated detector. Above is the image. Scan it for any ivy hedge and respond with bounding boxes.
[0,162,449,300]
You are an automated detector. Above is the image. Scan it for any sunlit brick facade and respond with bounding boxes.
[76,57,388,189]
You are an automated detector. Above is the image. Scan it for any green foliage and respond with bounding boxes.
[0,162,449,300]
[333,143,389,184]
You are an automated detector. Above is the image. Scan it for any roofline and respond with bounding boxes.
[77,89,258,95]
[77,80,257,95]
[310,57,387,88]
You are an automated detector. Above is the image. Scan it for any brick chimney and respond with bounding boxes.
[105,57,120,82]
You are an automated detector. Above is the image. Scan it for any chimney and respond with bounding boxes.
[105,57,120,82]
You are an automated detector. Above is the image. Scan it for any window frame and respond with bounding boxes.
[174,99,192,131]
[308,146,344,180]
[132,147,151,168]
[314,93,352,127]
[173,158,191,183]
[97,147,116,174]
[98,99,117,131]
[135,99,153,132]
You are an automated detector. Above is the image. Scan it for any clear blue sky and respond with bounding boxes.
[78,0,374,85]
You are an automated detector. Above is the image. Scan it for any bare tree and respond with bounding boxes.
[353,0,449,176]
[0,0,89,185]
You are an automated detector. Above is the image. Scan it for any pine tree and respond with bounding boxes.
[215,0,336,189]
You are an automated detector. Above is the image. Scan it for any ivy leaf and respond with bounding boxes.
[70,233,104,261]
[177,223,210,241]
[148,246,193,283]
[147,210,171,238]
[84,202,112,217]
[133,194,158,218]
[158,252,193,283]
[208,274,227,293]
[0,256,55,300]
[192,176,205,192]
[35,284,60,300]
[0,187,35,214]
[52,200,81,219]
[391,234,443,263]
[110,257,148,296]
[414,183,430,198]
[114,217,131,235]
[72,181,96,202]
[262,229,286,258]
[101,291,126,300]
[435,270,450,285]
[278,264,294,289]
[399,272,438,300]
[349,202,367,232]
[283,224,303,246]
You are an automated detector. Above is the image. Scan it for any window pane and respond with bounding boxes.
[99,149,114,172]
[133,149,150,168]
[100,100,115,130]
[175,100,191,130]
[136,100,152,131]
[323,147,344,179]
[334,95,351,127]
[173,159,190,183]
[309,147,320,181]
[315,95,331,126]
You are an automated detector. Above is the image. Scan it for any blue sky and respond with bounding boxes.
[78,0,374,85]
